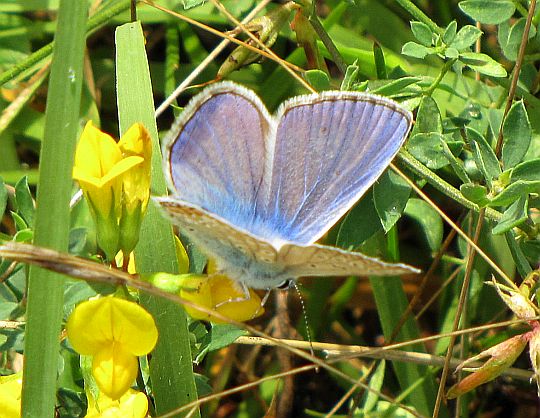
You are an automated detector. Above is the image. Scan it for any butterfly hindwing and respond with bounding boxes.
[278,243,420,277]
[157,197,279,279]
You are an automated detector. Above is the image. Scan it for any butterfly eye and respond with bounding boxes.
[276,279,294,290]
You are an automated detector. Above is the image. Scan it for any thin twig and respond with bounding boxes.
[433,209,485,418]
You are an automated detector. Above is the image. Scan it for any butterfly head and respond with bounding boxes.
[276,279,295,290]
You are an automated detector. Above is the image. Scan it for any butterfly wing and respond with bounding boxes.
[264,92,412,244]
[162,82,274,231]
[278,243,420,277]
[157,197,279,283]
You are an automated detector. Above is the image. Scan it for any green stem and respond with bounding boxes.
[0,0,131,86]
[21,0,88,416]
[512,0,529,17]
[308,8,347,75]
[397,149,501,221]
[399,150,535,236]
[424,58,456,96]
[394,0,442,34]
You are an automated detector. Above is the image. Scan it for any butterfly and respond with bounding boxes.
[156,82,419,290]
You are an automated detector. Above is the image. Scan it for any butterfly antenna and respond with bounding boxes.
[292,282,315,361]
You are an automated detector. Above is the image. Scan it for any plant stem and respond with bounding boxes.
[424,58,456,96]
[308,8,347,75]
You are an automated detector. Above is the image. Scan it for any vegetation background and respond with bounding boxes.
[1,0,539,417]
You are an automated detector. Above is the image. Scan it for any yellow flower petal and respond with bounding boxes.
[180,275,264,323]
[92,344,138,400]
[211,275,264,323]
[180,275,214,321]
[85,387,148,417]
[118,124,152,213]
[0,373,22,418]
[117,123,152,254]
[66,297,158,356]
[175,236,189,275]
[74,121,122,180]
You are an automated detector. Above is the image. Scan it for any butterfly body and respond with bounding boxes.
[157,82,419,290]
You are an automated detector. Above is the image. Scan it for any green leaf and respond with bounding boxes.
[407,132,449,169]
[489,180,540,207]
[459,0,515,25]
[11,211,28,231]
[459,52,507,77]
[21,0,88,416]
[116,22,200,416]
[511,158,540,182]
[498,18,537,61]
[466,127,501,186]
[373,43,387,79]
[404,198,443,253]
[451,25,483,50]
[411,96,442,134]
[182,0,205,9]
[373,170,411,232]
[341,61,360,91]
[444,47,459,59]
[370,77,422,97]
[401,42,433,59]
[502,101,531,170]
[410,21,433,47]
[195,324,247,364]
[440,139,470,183]
[460,183,489,206]
[442,20,457,45]
[362,360,386,413]
[335,191,382,248]
[492,196,528,235]
[14,176,34,228]
[304,69,331,91]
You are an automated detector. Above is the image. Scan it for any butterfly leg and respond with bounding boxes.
[213,280,253,308]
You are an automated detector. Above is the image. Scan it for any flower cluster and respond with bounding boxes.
[73,122,152,261]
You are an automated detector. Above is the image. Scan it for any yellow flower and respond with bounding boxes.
[85,388,148,418]
[180,274,264,323]
[117,124,152,255]
[0,373,22,418]
[73,121,152,260]
[66,297,158,400]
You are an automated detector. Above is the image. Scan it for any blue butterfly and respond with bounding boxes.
[157,82,418,290]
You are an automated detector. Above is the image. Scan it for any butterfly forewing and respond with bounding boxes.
[162,82,274,231]
[264,93,412,244]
